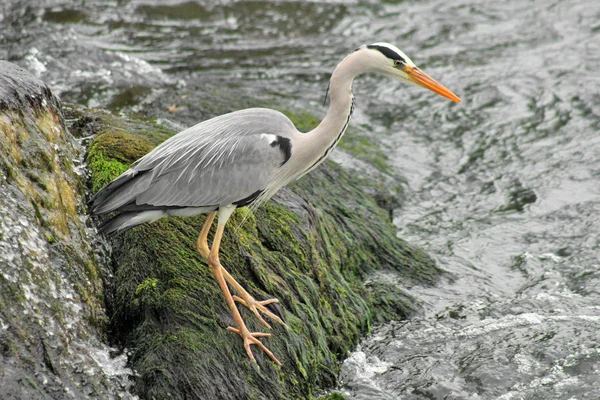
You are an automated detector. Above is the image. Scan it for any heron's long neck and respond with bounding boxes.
[296,57,359,175]
[315,71,356,148]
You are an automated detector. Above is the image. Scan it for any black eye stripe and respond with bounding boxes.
[367,44,406,64]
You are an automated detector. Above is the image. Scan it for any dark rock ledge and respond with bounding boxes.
[0,62,439,399]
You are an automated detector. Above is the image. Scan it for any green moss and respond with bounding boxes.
[82,115,177,195]
[87,147,129,194]
[280,110,320,132]
[89,130,154,164]
[136,277,159,295]
[338,133,392,174]
[366,281,417,324]
[134,277,161,308]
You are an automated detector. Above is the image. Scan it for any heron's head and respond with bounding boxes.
[357,42,461,103]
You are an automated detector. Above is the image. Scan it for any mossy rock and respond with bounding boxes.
[75,105,439,399]
[0,62,125,398]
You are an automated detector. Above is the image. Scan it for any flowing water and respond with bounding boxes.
[2,0,599,398]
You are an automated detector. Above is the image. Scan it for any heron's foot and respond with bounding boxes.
[220,267,286,329]
[227,326,281,366]
[232,294,286,329]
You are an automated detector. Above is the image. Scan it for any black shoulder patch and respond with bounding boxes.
[367,44,406,63]
[270,135,292,166]
[233,189,264,207]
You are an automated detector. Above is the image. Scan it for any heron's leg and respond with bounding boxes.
[207,208,281,365]
[196,212,285,329]
[221,269,286,329]
[195,211,216,258]
[197,210,284,329]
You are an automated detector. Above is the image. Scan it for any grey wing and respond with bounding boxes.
[137,134,282,208]
[90,108,296,214]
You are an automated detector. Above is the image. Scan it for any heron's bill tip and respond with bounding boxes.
[406,66,461,103]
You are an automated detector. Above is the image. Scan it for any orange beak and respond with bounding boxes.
[405,65,461,103]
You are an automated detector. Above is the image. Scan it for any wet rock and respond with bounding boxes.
[0,62,134,399]
[497,179,537,212]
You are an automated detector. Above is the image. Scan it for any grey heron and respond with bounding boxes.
[89,43,460,366]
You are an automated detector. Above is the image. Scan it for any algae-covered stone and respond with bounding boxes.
[78,104,440,399]
[0,62,134,398]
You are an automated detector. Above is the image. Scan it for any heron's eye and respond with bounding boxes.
[393,60,403,67]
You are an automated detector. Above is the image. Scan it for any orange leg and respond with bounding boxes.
[195,212,216,258]
[196,213,286,329]
[196,212,281,365]
[207,224,281,365]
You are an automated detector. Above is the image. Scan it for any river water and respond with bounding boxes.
[2,0,599,399]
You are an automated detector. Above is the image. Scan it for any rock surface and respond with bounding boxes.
[0,62,134,398]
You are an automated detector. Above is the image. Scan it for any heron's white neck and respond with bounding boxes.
[295,51,367,176]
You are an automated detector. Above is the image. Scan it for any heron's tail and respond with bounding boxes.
[89,169,153,215]
[98,210,165,234]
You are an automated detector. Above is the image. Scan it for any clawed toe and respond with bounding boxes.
[227,327,281,366]
[233,295,286,328]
